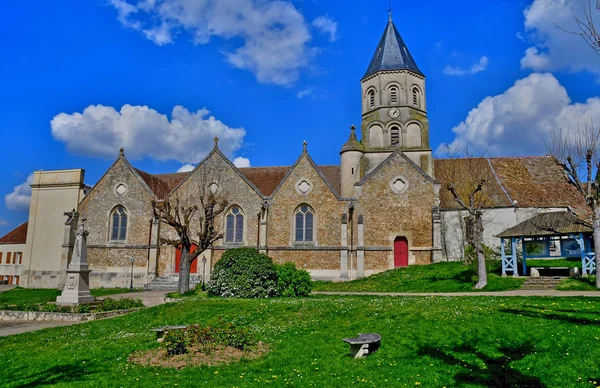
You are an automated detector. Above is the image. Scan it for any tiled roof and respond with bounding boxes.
[363,19,423,79]
[317,166,341,197]
[0,222,28,244]
[238,166,290,196]
[434,158,511,209]
[134,169,188,199]
[497,211,592,238]
[435,156,590,218]
[489,157,589,216]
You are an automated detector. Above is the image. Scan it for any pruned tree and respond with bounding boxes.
[558,0,600,53]
[439,145,494,289]
[547,125,600,288]
[152,157,230,294]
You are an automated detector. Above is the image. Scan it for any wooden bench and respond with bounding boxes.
[343,333,381,358]
[149,325,187,342]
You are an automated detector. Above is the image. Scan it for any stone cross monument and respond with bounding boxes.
[57,217,95,305]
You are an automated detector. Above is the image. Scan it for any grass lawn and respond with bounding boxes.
[558,277,598,291]
[313,261,526,293]
[526,258,582,268]
[0,287,141,305]
[2,296,600,387]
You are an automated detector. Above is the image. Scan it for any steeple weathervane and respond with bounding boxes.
[388,0,393,21]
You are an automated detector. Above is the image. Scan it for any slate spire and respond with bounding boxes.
[363,19,423,79]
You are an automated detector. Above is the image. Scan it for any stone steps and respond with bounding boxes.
[521,276,566,290]
[144,275,203,291]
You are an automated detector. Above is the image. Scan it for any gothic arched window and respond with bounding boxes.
[368,90,375,109]
[390,87,398,104]
[295,204,314,243]
[110,205,127,241]
[412,87,419,108]
[390,126,400,147]
[225,206,244,243]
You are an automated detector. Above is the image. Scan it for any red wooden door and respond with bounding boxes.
[175,244,198,273]
[394,237,409,267]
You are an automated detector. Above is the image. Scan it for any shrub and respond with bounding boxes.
[163,329,187,356]
[275,262,312,297]
[162,323,254,357]
[207,248,278,298]
[77,304,91,313]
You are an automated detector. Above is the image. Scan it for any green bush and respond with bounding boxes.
[162,323,254,357]
[275,262,312,297]
[207,248,278,298]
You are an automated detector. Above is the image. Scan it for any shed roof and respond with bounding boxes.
[496,211,592,238]
[0,222,28,244]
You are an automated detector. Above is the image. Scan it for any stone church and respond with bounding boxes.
[0,18,587,288]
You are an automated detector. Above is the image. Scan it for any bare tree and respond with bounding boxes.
[439,146,495,289]
[548,125,600,288]
[152,158,230,294]
[558,0,600,53]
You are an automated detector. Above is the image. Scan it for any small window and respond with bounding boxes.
[390,87,398,104]
[110,205,127,241]
[14,276,19,285]
[412,88,419,108]
[225,206,244,243]
[390,126,400,147]
[295,205,314,242]
[6,252,11,264]
[0,253,3,264]
[368,90,375,109]
[17,252,22,264]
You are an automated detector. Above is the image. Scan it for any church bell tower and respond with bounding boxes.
[359,15,432,176]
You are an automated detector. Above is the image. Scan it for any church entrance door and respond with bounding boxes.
[175,244,198,273]
[394,237,409,267]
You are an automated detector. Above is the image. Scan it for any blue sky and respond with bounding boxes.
[1,0,599,235]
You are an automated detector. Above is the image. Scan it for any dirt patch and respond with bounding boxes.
[128,342,269,368]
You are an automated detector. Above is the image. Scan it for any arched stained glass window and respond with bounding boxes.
[225,206,244,243]
[110,205,127,241]
[295,205,314,242]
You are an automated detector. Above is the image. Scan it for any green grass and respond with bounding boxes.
[313,261,526,293]
[166,289,208,299]
[0,287,140,305]
[526,258,582,268]
[2,296,600,387]
[557,277,598,291]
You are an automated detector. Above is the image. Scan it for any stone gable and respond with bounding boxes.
[167,151,264,251]
[356,152,436,266]
[267,154,345,269]
[77,157,155,280]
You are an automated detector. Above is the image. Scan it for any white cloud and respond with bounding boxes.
[177,164,195,172]
[521,0,600,75]
[51,104,245,164]
[313,16,338,42]
[0,219,7,227]
[5,174,33,211]
[109,0,314,85]
[443,56,488,76]
[440,73,600,156]
[233,157,251,168]
[296,86,315,99]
